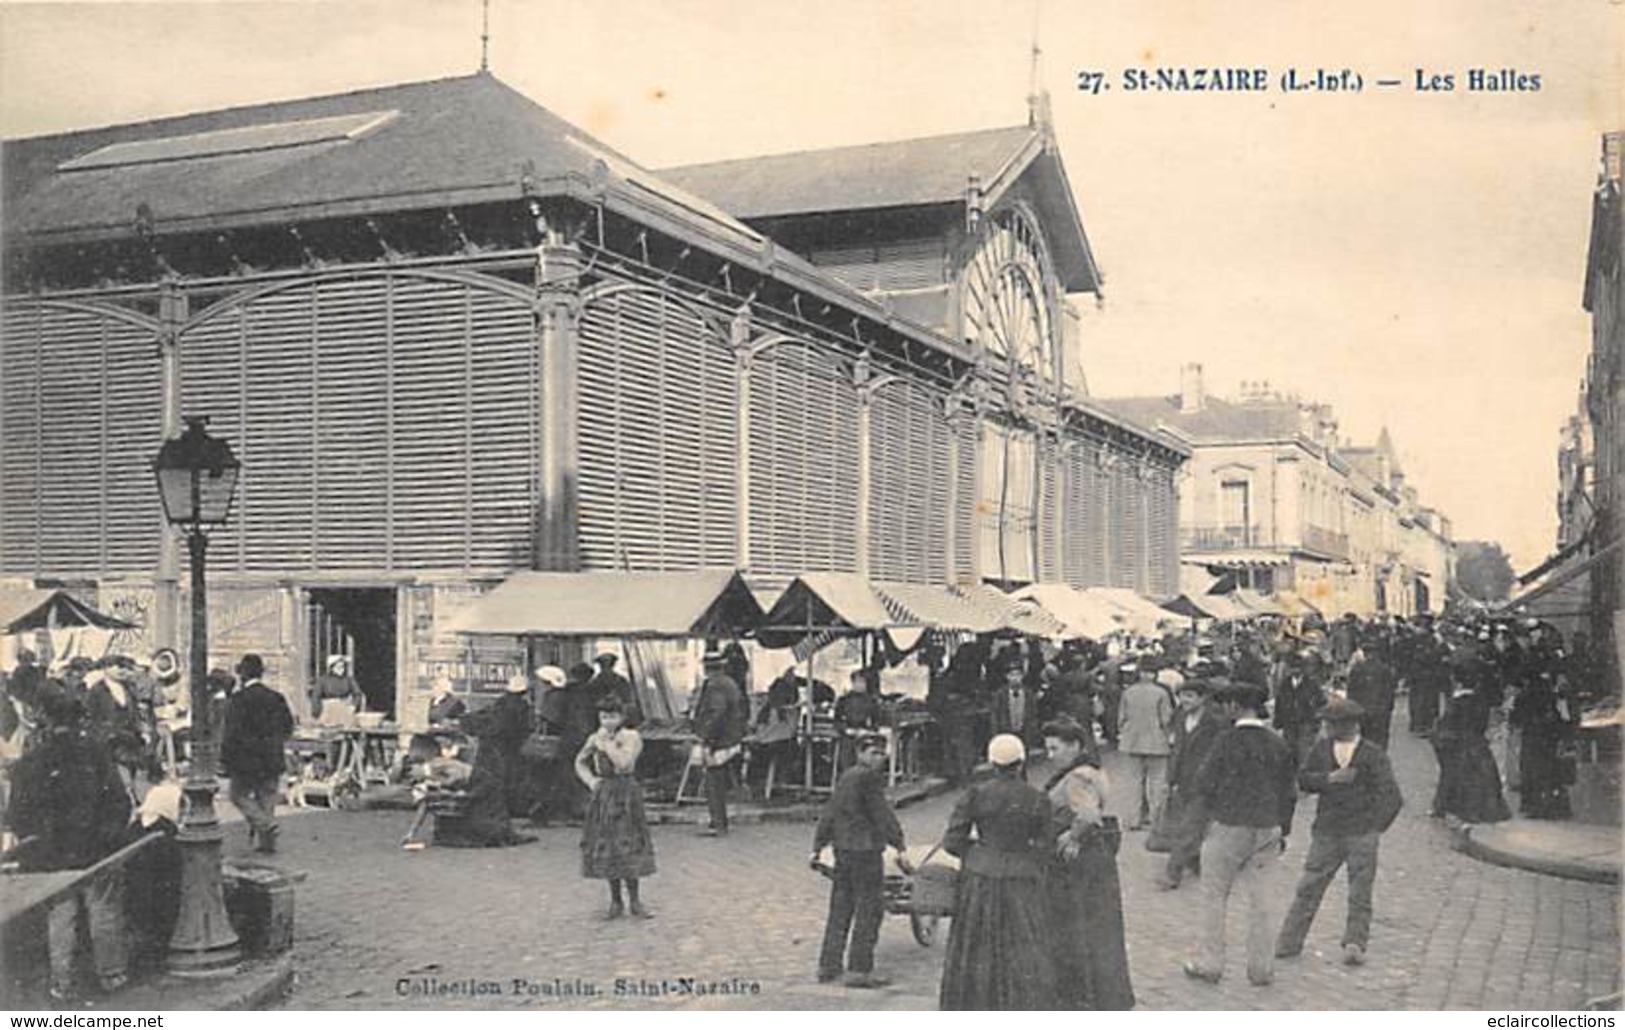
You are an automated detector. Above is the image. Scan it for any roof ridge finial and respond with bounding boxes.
[479,0,491,74]
[1026,0,1052,134]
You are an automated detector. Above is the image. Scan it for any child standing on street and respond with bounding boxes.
[575,698,656,919]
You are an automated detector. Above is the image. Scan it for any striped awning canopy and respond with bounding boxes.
[873,581,1006,634]
[953,584,1069,638]
[757,572,905,647]
[1183,552,1293,570]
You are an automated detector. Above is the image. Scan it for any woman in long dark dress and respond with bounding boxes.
[435,692,533,848]
[1510,672,1574,819]
[575,698,656,919]
[1041,718,1135,1010]
[1431,678,1511,824]
[938,733,1056,1011]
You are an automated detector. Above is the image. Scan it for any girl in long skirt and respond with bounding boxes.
[938,733,1057,1010]
[1042,718,1135,1010]
[576,698,656,918]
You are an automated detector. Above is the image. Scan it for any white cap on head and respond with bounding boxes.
[139,781,183,828]
[327,655,349,673]
[1156,668,1185,690]
[987,733,1025,767]
[535,665,567,688]
[505,675,530,694]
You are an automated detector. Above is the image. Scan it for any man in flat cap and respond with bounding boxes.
[1158,678,1230,890]
[811,732,905,988]
[1275,695,1403,967]
[1185,682,1297,987]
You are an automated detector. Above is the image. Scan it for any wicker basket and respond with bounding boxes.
[909,845,960,916]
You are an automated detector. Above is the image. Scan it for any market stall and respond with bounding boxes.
[446,568,768,805]
[1082,587,1182,637]
[0,587,136,665]
[757,573,931,794]
[1009,583,1125,639]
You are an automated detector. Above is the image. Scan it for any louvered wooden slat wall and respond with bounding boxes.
[1152,465,1180,598]
[953,416,978,582]
[1109,459,1141,589]
[1037,435,1061,582]
[748,342,860,580]
[809,239,946,293]
[577,285,738,571]
[0,300,165,577]
[867,382,952,584]
[1061,438,1109,588]
[178,274,538,575]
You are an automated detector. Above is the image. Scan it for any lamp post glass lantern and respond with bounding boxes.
[152,415,242,974]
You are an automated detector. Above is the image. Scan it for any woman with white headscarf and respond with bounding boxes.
[937,732,1056,1010]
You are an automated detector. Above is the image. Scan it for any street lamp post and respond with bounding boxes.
[152,415,242,975]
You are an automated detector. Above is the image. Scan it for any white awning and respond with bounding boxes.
[450,568,764,639]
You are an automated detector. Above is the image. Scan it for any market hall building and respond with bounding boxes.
[0,73,1186,720]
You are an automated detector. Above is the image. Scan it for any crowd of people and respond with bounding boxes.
[0,602,1606,1007]
[816,607,1606,1009]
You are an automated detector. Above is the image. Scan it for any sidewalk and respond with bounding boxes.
[1460,818,1622,884]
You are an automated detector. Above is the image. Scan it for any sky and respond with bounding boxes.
[3,0,1622,571]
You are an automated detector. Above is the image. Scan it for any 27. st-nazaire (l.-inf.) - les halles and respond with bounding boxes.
[1099,66,1541,92]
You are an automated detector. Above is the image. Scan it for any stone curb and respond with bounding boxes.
[113,953,295,1010]
[1457,824,1621,885]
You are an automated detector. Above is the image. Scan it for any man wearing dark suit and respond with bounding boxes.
[221,654,295,854]
[811,733,905,988]
[1275,697,1403,966]
[691,648,746,836]
[1158,678,1231,889]
[990,660,1039,750]
[1272,652,1326,766]
[1345,645,1398,749]
[587,651,642,727]
[1187,683,1298,987]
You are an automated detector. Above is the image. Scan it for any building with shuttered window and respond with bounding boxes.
[1100,366,1455,618]
[1,73,1186,718]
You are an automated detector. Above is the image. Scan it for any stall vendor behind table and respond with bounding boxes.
[834,669,884,771]
[311,655,365,723]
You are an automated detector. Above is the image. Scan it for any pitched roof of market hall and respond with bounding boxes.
[5,74,1098,293]
[5,72,1147,443]
[659,125,1102,294]
[3,72,758,246]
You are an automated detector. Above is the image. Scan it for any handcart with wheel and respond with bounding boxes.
[814,843,959,947]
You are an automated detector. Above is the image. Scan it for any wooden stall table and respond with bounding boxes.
[885,710,933,788]
[637,724,701,803]
[800,714,843,798]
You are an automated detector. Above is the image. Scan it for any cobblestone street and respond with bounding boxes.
[270,722,1619,1010]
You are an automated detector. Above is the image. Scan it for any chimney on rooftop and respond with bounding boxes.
[1180,363,1205,413]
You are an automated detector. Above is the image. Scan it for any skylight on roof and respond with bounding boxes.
[58,110,399,172]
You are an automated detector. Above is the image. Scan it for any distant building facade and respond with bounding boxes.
[1100,366,1454,617]
[0,74,1184,718]
[1583,130,1623,683]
